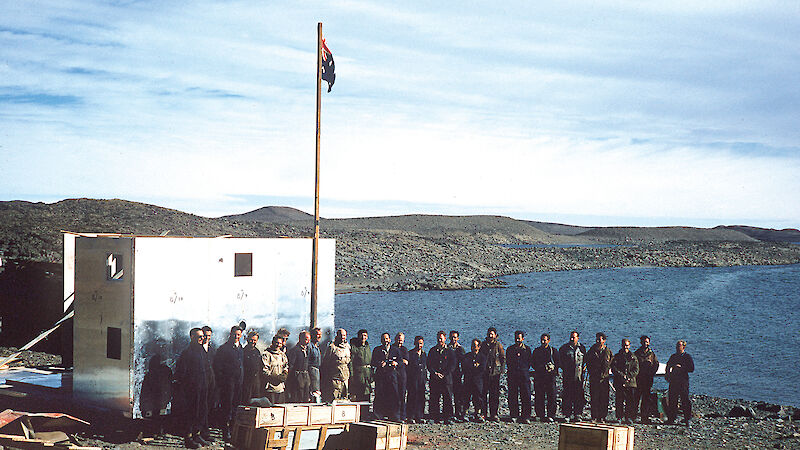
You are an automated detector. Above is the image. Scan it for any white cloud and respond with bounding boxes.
[1,0,798,228]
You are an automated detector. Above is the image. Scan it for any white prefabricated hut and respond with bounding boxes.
[66,233,335,418]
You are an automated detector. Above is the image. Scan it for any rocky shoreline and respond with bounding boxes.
[334,235,800,292]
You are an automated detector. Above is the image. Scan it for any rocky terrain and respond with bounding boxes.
[2,199,800,295]
[2,199,800,448]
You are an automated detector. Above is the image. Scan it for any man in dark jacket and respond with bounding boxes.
[634,335,659,424]
[200,325,216,438]
[666,340,695,426]
[349,329,372,402]
[176,328,210,449]
[287,331,312,403]
[448,330,467,422]
[406,336,427,424]
[391,333,410,421]
[371,332,398,419]
[241,331,265,403]
[532,333,559,422]
[559,331,587,422]
[611,339,639,424]
[427,330,457,424]
[213,325,243,442]
[462,339,487,422]
[506,330,533,423]
[585,332,613,422]
[479,327,505,421]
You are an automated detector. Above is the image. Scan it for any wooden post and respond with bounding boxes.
[311,22,322,330]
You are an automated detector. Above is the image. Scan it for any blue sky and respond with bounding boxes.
[1,1,798,228]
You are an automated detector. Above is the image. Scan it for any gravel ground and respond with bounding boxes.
[0,347,62,367]
[3,359,793,450]
[59,393,800,449]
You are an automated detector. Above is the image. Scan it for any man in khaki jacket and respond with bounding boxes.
[262,335,288,404]
[322,329,352,402]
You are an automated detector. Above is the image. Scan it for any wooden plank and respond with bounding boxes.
[627,426,634,450]
[316,425,328,450]
[291,426,302,450]
[0,434,55,450]
[266,427,288,450]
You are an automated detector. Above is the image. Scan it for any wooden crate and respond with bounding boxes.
[236,406,286,428]
[331,403,359,424]
[231,425,289,450]
[349,422,388,450]
[282,404,312,426]
[558,423,633,450]
[308,405,333,425]
[373,420,407,450]
[230,423,348,450]
[348,421,407,450]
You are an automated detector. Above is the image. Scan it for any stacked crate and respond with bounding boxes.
[232,403,408,450]
[231,403,360,450]
[347,420,408,450]
[558,422,635,450]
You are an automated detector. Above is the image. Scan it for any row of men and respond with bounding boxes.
[173,325,695,447]
[363,328,694,428]
[173,325,355,448]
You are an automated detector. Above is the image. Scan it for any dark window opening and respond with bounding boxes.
[234,253,253,277]
[107,327,122,360]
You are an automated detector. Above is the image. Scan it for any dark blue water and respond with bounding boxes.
[336,264,800,407]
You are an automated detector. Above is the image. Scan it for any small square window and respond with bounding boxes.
[106,253,124,280]
[234,253,252,277]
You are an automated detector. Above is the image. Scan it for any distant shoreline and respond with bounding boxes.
[336,241,800,293]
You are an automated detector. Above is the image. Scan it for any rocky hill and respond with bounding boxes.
[0,199,297,262]
[221,205,314,223]
[576,226,756,244]
[1,199,798,294]
[321,214,573,244]
[525,220,592,236]
[717,225,800,243]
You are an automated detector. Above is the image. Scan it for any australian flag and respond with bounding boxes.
[321,37,335,92]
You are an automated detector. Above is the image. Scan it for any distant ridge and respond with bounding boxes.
[222,206,313,223]
[0,198,295,263]
[322,214,552,237]
[2,198,793,265]
[716,225,800,243]
[577,226,756,243]
[525,221,591,236]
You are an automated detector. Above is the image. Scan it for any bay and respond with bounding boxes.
[336,263,800,407]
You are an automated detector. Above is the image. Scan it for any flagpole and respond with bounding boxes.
[311,22,322,330]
